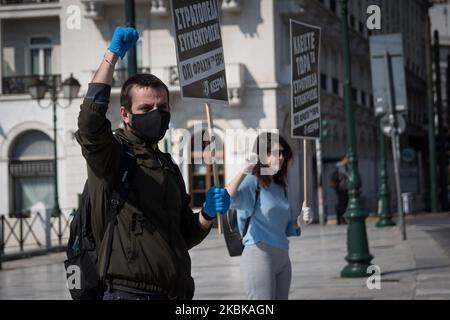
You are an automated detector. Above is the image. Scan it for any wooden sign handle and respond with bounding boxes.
[205,103,223,234]
[303,140,308,207]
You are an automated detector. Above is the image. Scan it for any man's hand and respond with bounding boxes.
[108,27,140,59]
[202,187,231,219]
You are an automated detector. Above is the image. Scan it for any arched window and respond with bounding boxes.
[9,130,55,217]
[189,129,225,209]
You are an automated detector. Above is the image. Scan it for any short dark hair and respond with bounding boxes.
[120,73,170,112]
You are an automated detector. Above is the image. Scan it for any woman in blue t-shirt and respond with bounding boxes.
[226,132,313,300]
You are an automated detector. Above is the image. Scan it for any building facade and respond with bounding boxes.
[0,0,431,229]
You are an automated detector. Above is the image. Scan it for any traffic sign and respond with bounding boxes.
[369,34,408,116]
[380,113,406,136]
[401,148,416,163]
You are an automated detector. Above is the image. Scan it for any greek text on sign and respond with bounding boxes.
[290,19,321,139]
[293,103,320,128]
[171,0,228,103]
[174,1,219,31]
[177,24,221,52]
[179,47,225,86]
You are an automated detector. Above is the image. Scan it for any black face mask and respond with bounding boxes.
[130,109,171,144]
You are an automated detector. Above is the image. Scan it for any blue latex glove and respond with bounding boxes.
[203,187,231,218]
[108,27,139,59]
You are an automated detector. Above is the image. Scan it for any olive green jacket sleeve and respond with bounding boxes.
[75,83,121,184]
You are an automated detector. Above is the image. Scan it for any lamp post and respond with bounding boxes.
[425,14,438,212]
[376,129,395,227]
[339,0,373,278]
[28,74,81,220]
[433,30,448,211]
[125,0,137,76]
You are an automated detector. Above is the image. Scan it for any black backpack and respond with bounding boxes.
[64,145,136,300]
[223,182,260,257]
[330,167,347,191]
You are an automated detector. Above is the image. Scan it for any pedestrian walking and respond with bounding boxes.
[329,155,349,225]
[226,132,313,300]
[75,26,230,300]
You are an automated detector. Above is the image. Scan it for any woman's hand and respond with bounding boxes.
[226,153,258,198]
[241,152,258,175]
[298,201,313,226]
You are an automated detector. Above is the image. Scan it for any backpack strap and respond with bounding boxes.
[159,152,187,202]
[242,180,260,238]
[80,181,90,238]
[99,144,136,282]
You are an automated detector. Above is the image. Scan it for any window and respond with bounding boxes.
[359,21,364,35]
[352,87,357,103]
[9,130,55,217]
[189,130,225,208]
[30,36,52,76]
[332,77,339,95]
[350,15,355,28]
[361,91,367,106]
[329,0,336,14]
[321,73,327,91]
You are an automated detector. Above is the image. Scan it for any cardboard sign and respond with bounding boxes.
[170,0,228,103]
[290,19,321,139]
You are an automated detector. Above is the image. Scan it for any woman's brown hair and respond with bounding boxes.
[251,132,293,189]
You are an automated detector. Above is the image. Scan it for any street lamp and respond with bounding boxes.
[125,0,137,76]
[28,74,81,218]
[339,0,373,278]
[376,131,395,227]
[62,74,82,100]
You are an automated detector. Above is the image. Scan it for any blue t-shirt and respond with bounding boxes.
[229,175,300,250]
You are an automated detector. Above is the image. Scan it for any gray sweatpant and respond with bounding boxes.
[240,241,292,300]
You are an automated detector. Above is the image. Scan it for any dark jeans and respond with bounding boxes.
[335,191,348,225]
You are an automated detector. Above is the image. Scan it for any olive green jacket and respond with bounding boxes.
[75,84,210,299]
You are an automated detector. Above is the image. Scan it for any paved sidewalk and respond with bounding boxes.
[0,213,449,300]
[190,214,450,299]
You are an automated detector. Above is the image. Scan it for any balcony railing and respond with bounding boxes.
[2,74,61,95]
[0,207,73,268]
[111,67,151,87]
[0,0,58,5]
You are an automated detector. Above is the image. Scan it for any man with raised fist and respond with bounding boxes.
[75,26,230,300]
